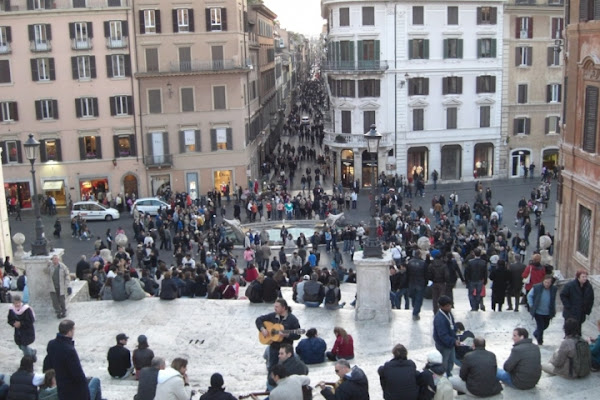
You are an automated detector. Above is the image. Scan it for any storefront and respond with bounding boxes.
[150,174,170,196]
[407,147,428,180]
[5,182,32,209]
[214,169,233,193]
[361,150,377,187]
[185,172,199,200]
[542,148,559,171]
[510,149,530,177]
[123,174,139,198]
[42,180,66,207]
[441,145,462,180]
[341,149,354,187]
[474,143,494,178]
[79,178,108,201]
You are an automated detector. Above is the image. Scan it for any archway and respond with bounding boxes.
[441,145,462,180]
[542,148,559,170]
[123,174,139,197]
[407,147,428,181]
[341,149,354,187]
[362,150,378,188]
[474,143,494,178]
[510,149,531,177]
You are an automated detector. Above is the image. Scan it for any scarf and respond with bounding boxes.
[10,303,35,319]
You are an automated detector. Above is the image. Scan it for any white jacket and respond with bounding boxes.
[154,367,192,400]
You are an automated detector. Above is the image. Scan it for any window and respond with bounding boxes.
[547,84,562,103]
[213,86,226,110]
[0,59,10,83]
[476,75,496,93]
[40,139,61,162]
[174,9,194,33]
[516,17,533,39]
[80,136,102,159]
[477,7,497,25]
[516,47,532,66]
[551,17,564,39]
[408,78,429,96]
[357,40,380,69]
[69,22,92,49]
[579,0,600,21]
[341,110,351,133]
[517,84,528,104]
[0,101,17,122]
[447,107,457,129]
[73,0,86,8]
[208,8,227,31]
[179,129,201,153]
[547,47,561,66]
[148,89,162,114]
[32,58,55,81]
[545,116,561,134]
[577,205,592,257]
[443,38,462,59]
[114,134,135,157]
[181,88,194,112]
[358,80,380,97]
[71,56,96,80]
[109,95,133,116]
[447,6,458,25]
[335,80,355,97]
[480,106,491,128]
[513,117,531,135]
[477,38,496,58]
[0,26,12,53]
[408,39,429,59]
[211,128,232,151]
[29,24,51,51]
[413,109,424,131]
[442,77,462,95]
[338,40,354,65]
[28,0,51,10]
[75,97,99,118]
[339,7,349,26]
[362,7,374,25]
[145,48,159,72]
[35,99,58,120]
[140,9,161,34]
[104,20,128,48]
[4,141,20,163]
[582,86,598,153]
[363,110,375,134]
[413,6,424,25]
[106,54,130,78]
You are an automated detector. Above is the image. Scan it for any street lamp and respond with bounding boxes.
[23,134,48,256]
[363,124,382,258]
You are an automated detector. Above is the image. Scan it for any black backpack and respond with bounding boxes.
[324,286,337,305]
[570,336,592,378]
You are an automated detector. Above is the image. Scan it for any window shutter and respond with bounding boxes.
[172,9,178,33]
[442,77,448,95]
[583,86,598,152]
[206,9,212,32]
[195,130,201,152]
[124,55,131,76]
[79,137,86,160]
[113,135,120,158]
[222,8,228,31]
[70,57,78,79]
[525,118,531,135]
[443,39,448,59]
[27,0,33,10]
[476,77,481,94]
[491,39,496,57]
[0,142,5,164]
[16,141,22,163]
[374,40,380,61]
[93,98,99,117]
[52,100,58,119]
[90,56,96,78]
[515,17,521,38]
[88,22,93,38]
[490,7,497,24]
[106,55,113,78]
[557,118,561,133]
[122,21,129,37]
[558,85,562,102]
[146,133,153,155]
[349,41,355,62]
[155,11,161,33]
[552,18,558,38]
[40,139,47,162]
[528,19,533,39]
[139,10,146,34]
[10,102,18,121]
[109,96,116,116]
[458,77,463,94]
[226,128,232,150]
[424,78,429,95]
[127,96,133,115]
[513,119,519,135]
[104,21,110,37]
[408,79,414,96]
[211,129,217,151]
[457,39,463,58]
[55,139,62,161]
[31,59,38,81]
[75,99,82,118]
[491,76,496,93]
[48,58,55,80]
[189,10,195,32]
[515,47,520,67]
[357,40,363,61]
[46,25,52,40]
[28,25,34,41]
[35,100,42,120]
[129,134,136,156]
[69,22,75,39]
[408,40,413,59]
[424,40,429,59]
[5,27,11,43]
[95,137,102,159]
[547,47,554,66]
[545,117,550,134]
[527,48,532,66]
[179,130,185,153]
[546,85,551,102]
[580,0,589,21]
[161,132,169,155]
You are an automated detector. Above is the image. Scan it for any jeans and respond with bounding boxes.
[496,368,514,387]
[467,281,483,311]
[409,286,424,317]
[18,344,35,359]
[304,301,321,308]
[88,377,102,400]
[435,343,456,377]
[534,313,551,344]
[390,289,409,309]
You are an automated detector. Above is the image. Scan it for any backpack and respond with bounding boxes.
[570,336,592,378]
[324,286,337,305]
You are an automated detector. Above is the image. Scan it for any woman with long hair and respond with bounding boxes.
[326,326,354,361]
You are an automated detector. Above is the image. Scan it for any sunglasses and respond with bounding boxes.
[335,369,340,373]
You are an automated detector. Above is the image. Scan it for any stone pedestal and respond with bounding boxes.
[23,248,65,314]
[354,249,392,322]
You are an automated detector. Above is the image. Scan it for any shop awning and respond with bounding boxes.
[43,181,64,191]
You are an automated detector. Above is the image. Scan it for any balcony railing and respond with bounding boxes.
[169,59,249,73]
[106,37,127,49]
[30,40,51,52]
[71,38,92,50]
[0,43,11,54]
[324,132,394,148]
[321,60,388,72]
[144,154,173,168]
[2,0,129,11]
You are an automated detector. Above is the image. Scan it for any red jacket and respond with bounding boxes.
[522,263,546,291]
[245,267,259,283]
[331,334,354,358]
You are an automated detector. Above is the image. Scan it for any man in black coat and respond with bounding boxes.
[135,357,165,400]
[267,343,309,388]
[560,269,595,332]
[464,248,488,311]
[107,333,133,378]
[199,373,237,400]
[407,252,427,321]
[507,255,526,311]
[449,337,502,397]
[256,299,301,369]
[75,256,91,281]
[377,344,419,400]
[496,328,541,390]
[318,359,369,400]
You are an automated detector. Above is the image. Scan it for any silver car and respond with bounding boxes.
[131,198,171,215]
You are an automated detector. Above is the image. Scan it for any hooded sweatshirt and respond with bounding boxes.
[154,367,191,400]
[321,366,369,400]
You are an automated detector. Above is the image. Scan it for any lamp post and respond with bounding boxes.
[23,134,48,256]
[363,124,382,258]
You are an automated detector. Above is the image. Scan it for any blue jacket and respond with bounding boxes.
[296,336,326,364]
[45,334,90,400]
[528,282,557,318]
[433,310,457,349]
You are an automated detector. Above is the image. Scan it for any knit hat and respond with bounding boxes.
[210,373,224,388]
[427,350,443,364]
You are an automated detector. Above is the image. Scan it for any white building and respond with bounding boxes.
[322,0,505,186]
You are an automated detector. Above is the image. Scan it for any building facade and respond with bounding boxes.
[0,0,142,207]
[500,0,564,179]
[555,0,600,276]
[321,1,505,187]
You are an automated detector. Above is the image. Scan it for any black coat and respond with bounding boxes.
[560,279,595,323]
[135,366,159,400]
[508,262,526,295]
[107,344,131,377]
[378,358,419,400]
[261,277,280,303]
[8,369,37,400]
[489,266,511,301]
[321,366,369,400]
[45,334,90,400]
[459,348,502,397]
[159,278,178,300]
[7,306,35,346]
[407,258,426,288]
[199,388,237,400]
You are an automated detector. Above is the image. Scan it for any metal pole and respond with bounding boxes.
[363,153,382,258]
[30,159,48,256]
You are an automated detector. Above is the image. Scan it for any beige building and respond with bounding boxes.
[500,0,564,178]
[0,0,143,208]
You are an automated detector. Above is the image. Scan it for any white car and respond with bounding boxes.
[131,198,171,215]
[71,201,120,221]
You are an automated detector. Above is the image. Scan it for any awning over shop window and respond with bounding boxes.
[42,181,64,191]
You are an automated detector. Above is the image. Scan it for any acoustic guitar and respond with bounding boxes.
[238,391,270,399]
[258,321,306,345]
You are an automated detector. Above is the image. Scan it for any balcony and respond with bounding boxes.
[321,60,388,73]
[144,154,173,168]
[106,37,127,49]
[168,59,249,73]
[71,38,92,50]
[324,132,394,149]
[1,0,130,11]
[30,40,51,52]
[0,42,11,54]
